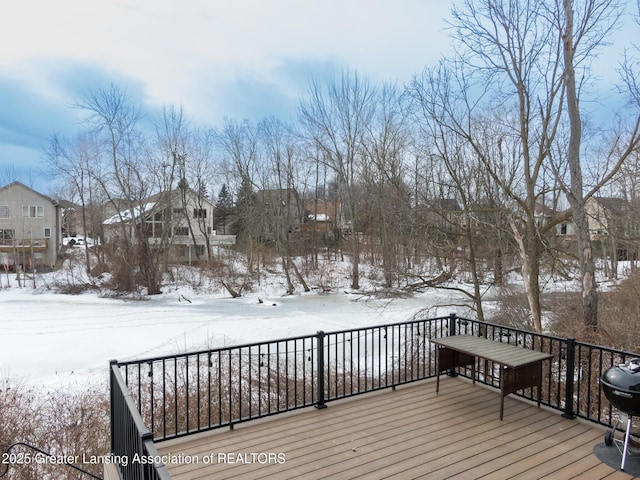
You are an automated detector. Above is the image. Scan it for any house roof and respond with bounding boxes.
[102,187,215,225]
[103,202,156,225]
[0,181,59,206]
[145,188,216,208]
[593,196,631,215]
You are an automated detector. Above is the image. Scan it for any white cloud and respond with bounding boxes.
[0,1,446,188]
[2,0,453,114]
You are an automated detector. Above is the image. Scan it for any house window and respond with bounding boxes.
[193,208,207,219]
[174,227,189,236]
[44,228,51,238]
[22,205,44,218]
[0,229,14,246]
[0,206,8,218]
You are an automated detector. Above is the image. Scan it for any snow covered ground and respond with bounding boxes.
[2,248,608,389]
[0,276,468,386]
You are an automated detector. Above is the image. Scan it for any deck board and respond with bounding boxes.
[157,377,638,480]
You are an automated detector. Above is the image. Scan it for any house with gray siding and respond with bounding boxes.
[0,181,62,271]
[103,188,235,264]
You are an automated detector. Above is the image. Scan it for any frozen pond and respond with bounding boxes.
[0,289,463,384]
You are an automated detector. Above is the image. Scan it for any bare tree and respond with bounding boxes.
[552,0,639,328]
[412,69,542,332]
[259,116,309,293]
[360,82,412,288]
[46,132,102,275]
[298,70,376,290]
[214,118,262,275]
[409,0,638,331]
[154,105,208,267]
[410,0,569,332]
[75,84,163,294]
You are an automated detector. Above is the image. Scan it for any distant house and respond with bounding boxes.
[103,188,235,264]
[0,181,62,270]
[586,196,638,261]
[556,197,636,239]
[256,188,304,242]
[554,197,638,263]
[302,200,340,235]
[585,197,635,239]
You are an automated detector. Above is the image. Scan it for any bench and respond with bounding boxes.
[431,335,553,420]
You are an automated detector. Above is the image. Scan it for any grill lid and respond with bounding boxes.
[601,358,640,394]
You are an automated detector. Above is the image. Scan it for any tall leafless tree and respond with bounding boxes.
[75,84,163,294]
[361,82,412,288]
[259,116,310,293]
[299,70,376,290]
[46,132,102,275]
[552,0,639,329]
[214,118,262,275]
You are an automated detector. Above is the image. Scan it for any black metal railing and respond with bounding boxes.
[110,361,171,480]
[110,313,639,479]
[116,334,319,441]
[443,316,638,425]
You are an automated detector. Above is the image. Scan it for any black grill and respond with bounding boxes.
[601,358,640,471]
[601,359,640,416]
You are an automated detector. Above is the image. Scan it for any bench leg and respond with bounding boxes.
[537,383,541,408]
[472,360,476,384]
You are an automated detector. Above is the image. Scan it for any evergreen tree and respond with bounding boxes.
[216,183,233,233]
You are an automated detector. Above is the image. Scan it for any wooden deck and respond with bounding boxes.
[157,377,637,479]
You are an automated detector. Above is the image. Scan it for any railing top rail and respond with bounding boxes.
[323,315,454,337]
[116,315,459,367]
[573,339,639,358]
[115,315,638,369]
[116,332,320,367]
[114,315,577,368]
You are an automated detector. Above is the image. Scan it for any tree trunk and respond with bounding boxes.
[221,280,241,298]
[511,219,543,333]
[282,256,295,295]
[289,254,310,292]
[563,0,598,329]
[350,229,360,290]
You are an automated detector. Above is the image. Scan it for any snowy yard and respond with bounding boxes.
[0,283,465,386]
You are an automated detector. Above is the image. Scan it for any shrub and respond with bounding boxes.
[0,378,109,480]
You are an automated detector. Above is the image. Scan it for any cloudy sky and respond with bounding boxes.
[0,0,454,192]
[1,1,638,195]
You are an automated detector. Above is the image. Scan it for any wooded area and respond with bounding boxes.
[42,0,640,333]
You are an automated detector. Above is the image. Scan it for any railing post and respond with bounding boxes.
[316,330,327,409]
[449,313,457,337]
[563,337,576,419]
[109,359,117,454]
[446,314,458,377]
